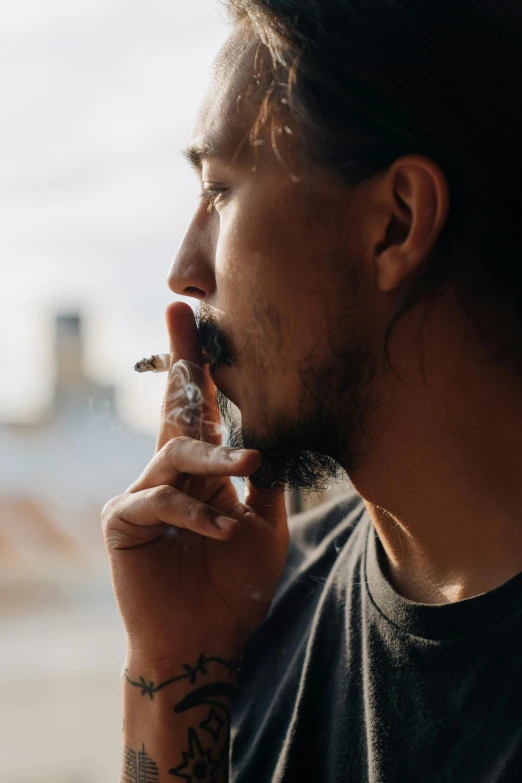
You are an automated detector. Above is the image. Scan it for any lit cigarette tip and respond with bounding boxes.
[134,354,172,374]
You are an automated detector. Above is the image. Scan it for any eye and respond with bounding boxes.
[199,186,228,214]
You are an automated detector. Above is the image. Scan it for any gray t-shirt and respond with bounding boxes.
[229,491,522,782]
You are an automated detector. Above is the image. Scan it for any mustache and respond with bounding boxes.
[194,305,236,369]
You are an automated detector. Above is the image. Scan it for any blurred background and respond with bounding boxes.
[0,1,347,779]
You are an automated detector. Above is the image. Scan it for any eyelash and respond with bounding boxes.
[199,187,228,213]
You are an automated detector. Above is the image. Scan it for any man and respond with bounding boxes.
[103,1,522,780]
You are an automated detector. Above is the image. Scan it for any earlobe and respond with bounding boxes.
[374,155,450,294]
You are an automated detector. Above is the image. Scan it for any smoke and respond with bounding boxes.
[164,359,231,444]
[87,392,122,432]
[165,359,204,436]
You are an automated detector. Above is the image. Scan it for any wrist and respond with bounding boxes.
[123,648,243,698]
[125,636,248,677]
[122,650,238,783]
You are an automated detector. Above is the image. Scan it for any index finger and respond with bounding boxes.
[156,302,222,452]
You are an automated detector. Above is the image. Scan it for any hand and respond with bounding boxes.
[102,302,289,665]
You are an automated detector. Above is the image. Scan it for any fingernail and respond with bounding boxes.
[229,450,249,461]
[215,516,238,532]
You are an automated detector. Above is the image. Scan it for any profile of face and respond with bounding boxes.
[168,23,447,491]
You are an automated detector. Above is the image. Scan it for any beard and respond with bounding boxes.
[215,338,379,493]
[195,303,380,493]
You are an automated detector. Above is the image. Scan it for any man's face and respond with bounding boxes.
[168,26,385,490]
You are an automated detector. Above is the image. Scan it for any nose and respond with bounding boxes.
[168,209,217,300]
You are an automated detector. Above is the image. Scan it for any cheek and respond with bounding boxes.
[214,181,341,372]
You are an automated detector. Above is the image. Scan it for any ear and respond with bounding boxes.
[372,155,450,293]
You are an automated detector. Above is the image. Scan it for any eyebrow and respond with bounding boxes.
[182,140,222,172]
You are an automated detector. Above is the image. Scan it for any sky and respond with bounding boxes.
[0,0,230,434]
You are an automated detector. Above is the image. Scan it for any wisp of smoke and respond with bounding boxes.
[165,359,230,443]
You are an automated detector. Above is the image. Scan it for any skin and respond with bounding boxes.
[168,24,522,604]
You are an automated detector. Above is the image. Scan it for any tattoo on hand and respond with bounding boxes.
[124,653,239,782]
[124,652,241,700]
[123,743,159,783]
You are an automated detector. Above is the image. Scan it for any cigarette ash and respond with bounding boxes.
[134,356,162,373]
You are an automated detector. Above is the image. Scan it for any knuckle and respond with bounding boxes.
[163,435,190,459]
[217,445,232,461]
[186,498,209,524]
[150,484,176,508]
[185,499,202,521]
[101,495,121,525]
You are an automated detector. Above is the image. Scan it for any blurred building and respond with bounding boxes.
[0,313,156,609]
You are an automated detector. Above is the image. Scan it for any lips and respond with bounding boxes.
[201,346,213,365]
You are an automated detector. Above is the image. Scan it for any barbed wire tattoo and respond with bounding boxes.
[124,652,242,701]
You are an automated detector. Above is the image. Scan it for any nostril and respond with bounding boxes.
[185,286,205,298]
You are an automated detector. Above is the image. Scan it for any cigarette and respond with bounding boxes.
[134,354,172,374]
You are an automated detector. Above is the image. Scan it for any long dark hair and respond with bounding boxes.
[225,0,522,368]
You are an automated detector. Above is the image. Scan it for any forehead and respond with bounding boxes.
[190,26,263,165]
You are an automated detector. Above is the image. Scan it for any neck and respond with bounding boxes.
[347,287,522,604]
